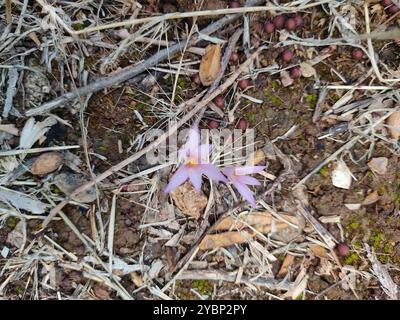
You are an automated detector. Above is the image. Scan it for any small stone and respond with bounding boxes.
[54,173,97,203]
[280,70,294,87]
[336,243,350,257]
[31,152,63,176]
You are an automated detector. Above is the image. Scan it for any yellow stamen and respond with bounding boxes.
[187,158,198,167]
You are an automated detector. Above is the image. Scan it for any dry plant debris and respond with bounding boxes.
[0,0,400,301]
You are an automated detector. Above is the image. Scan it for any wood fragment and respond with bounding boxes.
[177,270,291,291]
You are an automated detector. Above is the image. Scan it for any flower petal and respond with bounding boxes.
[164,165,189,193]
[233,181,257,208]
[188,168,203,192]
[235,165,266,175]
[199,164,228,183]
[222,167,235,180]
[186,126,200,157]
[236,175,261,186]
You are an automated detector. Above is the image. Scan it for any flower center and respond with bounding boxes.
[187,158,198,167]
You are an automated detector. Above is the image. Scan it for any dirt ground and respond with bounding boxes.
[1,0,400,300]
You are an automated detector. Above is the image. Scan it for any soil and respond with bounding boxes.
[1,0,400,300]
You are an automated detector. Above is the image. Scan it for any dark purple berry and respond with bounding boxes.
[290,67,301,79]
[381,0,393,7]
[282,49,294,62]
[236,118,248,130]
[214,95,225,108]
[294,15,304,28]
[336,243,350,257]
[272,15,286,30]
[264,22,275,33]
[229,1,240,8]
[208,120,220,129]
[285,18,296,31]
[192,73,201,85]
[352,48,364,60]
[238,79,250,90]
[230,52,239,63]
[388,4,400,13]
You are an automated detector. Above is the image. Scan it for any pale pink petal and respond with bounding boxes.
[186,126,200,157]
[178,147,190,162]
[188,168,203,192]
[235,166,265,176]
[164,165,189,193]
[236,175,261,186]
[233,181,257,208]
[199,164,228,183]
[222,167,236,180]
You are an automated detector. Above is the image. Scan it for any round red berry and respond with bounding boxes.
[352,48,364,60]
[290,67,301,79]
[238,79,250,90]
[285,18,296,31]
[388,4,400,13]
[229,1,240,8]
[208,120,220,129]
[230,52,239,63]
[294,15,304,28]
[236,118,248,130]
[272,15,286,30]
[381,0,393,7]
[264,22,275,34]
[336,243,350,257]
[282,49,294,62]
[214,95,225,108]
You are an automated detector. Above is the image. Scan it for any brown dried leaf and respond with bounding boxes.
[277,255,294,277]
[171,181,207,219]
[280,70,293,87]
[309,244,329,258]
[299,62,316,78]
[387,111,400,140]
[31,152,63,176]
[362,190,380,206]
[199,230,254,250]
[368,157,388,175]
[199,44,221,86]
[213,211,298,233]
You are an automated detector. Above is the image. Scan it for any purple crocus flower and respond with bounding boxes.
[164,126,227,193]
[223,166,265,208]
